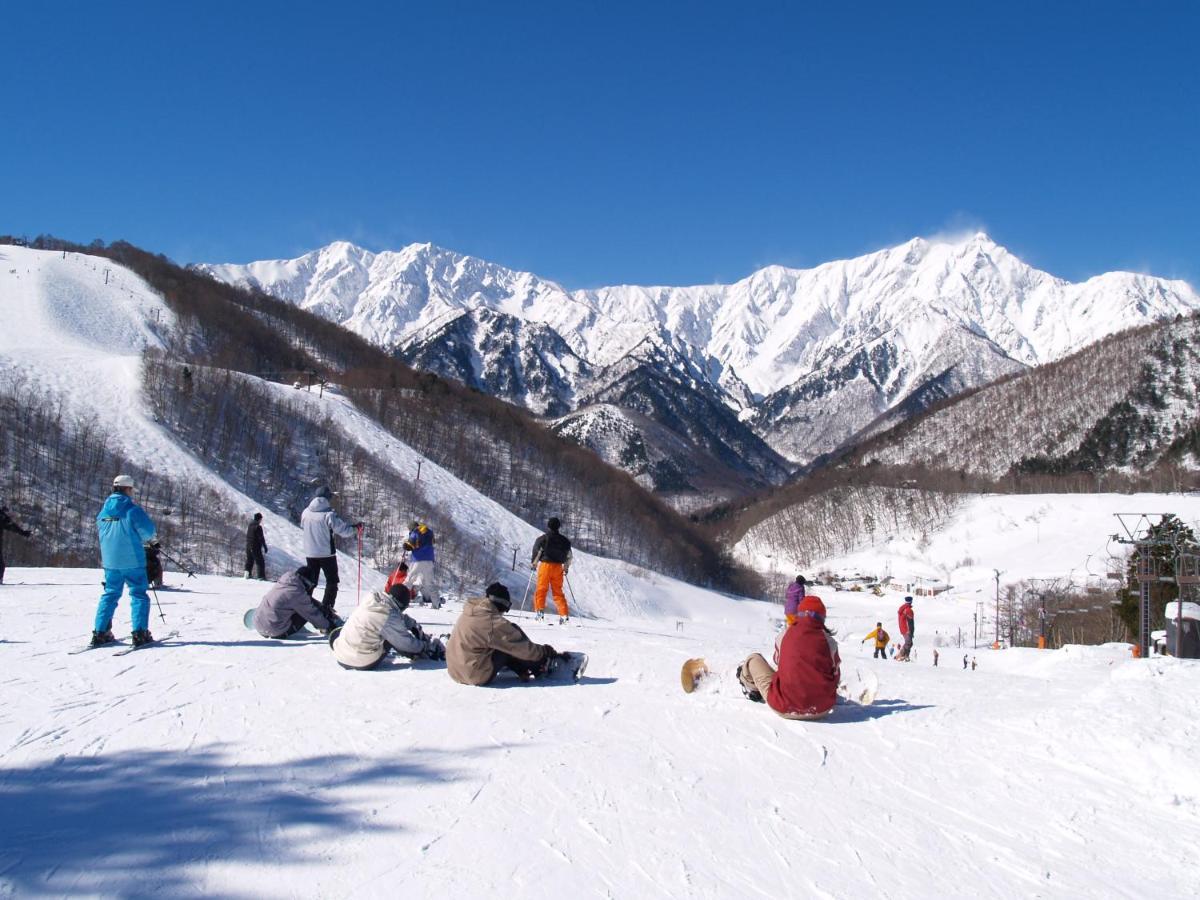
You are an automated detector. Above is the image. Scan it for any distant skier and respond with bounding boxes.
[737,595,841,719]
[531,517,572,623]
[403,520,439,607]
[252,567,339,639]
[446,582,574,685]
[244,512,268,580]
[89,475,157,648]
[0,503,32,585]
[331,583,445,670]
[933,648,939,667]
[784,574,807,626]
[861,621,889,659]
[963,653,968,669]
[300,486,361,617]
[896,596,915,661]
[144,540,164,589]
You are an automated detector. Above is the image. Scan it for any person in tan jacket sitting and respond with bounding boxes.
[447,583,564,685]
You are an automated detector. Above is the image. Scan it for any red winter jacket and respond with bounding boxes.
[897,602,914,636]
[767,617,840,717]
[385,566,408,594]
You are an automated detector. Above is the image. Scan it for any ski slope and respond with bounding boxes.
[1,569,1197,897]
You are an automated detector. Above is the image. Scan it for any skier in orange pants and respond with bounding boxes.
[531,517,572,623]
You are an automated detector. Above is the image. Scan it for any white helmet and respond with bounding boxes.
[112,474,136,489]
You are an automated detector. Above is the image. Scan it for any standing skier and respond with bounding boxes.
[300,486,360,617]
[896,596,915,661]
[783,574,807,626]
[244,512,268,580]
[0,503,32,585]
[403,520,438,607]
[531,517,572,623]
[447,583,573,685]
[89,475,157,648]
[736,595,841,719]
[861,621,889,659]
[331,583,446,670]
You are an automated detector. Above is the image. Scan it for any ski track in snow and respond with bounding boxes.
[1,570,1198,897]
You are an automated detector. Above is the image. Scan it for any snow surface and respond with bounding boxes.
[2,568,1198,897]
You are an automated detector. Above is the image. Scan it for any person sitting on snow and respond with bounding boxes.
[783,574,808,626]
[330,583,445,671]
[446,582,569,685]
[737,595,841,720]
[252,567,340,640]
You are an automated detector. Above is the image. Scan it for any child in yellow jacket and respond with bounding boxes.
[862,622,889,659]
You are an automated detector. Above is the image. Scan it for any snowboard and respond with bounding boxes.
[837,667,879,706]
[681,657,711,693]
[550,651,588,680]
[244,608,314,639]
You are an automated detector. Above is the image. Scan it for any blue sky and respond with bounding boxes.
[3,1,1196,288]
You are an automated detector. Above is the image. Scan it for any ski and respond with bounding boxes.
[112,630,179,656]
[68,636,125,655]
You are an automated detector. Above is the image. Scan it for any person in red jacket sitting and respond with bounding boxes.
[896,596,915,661]
[737,596,841,720]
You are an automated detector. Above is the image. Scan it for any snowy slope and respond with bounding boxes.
[737,490,1200,602]
[1,568,1196,897]
[0,244,715,621]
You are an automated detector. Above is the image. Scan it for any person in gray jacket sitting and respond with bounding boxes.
[252,567,340,639]
[331,584,445,671]
[299,485,361,617]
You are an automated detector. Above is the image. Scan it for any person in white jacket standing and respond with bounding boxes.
[299,486,360,617]
[331,583,446,670]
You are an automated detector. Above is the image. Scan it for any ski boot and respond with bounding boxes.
[131,629,154,647]
[89,629,116,648]
[736,664,764,703]
[559,616,570,626]
[534,611,545,621]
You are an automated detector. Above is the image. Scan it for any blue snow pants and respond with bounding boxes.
[95,567,151,632]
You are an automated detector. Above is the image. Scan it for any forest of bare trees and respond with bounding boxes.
[1,235,756,594]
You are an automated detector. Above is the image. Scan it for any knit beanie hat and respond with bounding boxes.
[797,595,826,621]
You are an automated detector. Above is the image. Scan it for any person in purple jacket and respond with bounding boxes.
[784,574,807,626]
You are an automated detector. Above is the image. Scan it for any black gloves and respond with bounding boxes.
[21,529,31,537]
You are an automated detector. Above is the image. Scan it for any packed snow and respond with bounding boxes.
[2,568,1198,897]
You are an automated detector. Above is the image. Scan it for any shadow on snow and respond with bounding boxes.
[0,744,485,897]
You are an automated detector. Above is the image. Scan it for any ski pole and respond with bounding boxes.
[565,572,578,611]
[150,585,167,623]
[157,546,196,578]
[519,550,541,615]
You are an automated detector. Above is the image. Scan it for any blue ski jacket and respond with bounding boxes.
[405,524,435,562]
[96,492,156,570]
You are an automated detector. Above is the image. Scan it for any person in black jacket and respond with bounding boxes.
[0,505,32,585]
[244,512,268,580]
[531,517,573,623]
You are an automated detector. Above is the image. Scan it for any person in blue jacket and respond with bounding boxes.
[403,519,440,608]
[89,474,158,648]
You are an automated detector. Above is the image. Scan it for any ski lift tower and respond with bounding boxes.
[1112,514,1187,657]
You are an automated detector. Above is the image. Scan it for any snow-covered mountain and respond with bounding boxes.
[200,234,1200,468]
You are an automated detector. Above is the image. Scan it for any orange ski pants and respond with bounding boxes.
[534,561,569,616]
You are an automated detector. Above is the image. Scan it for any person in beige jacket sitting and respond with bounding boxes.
[330,584,445,671]
[446,582,565,685]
